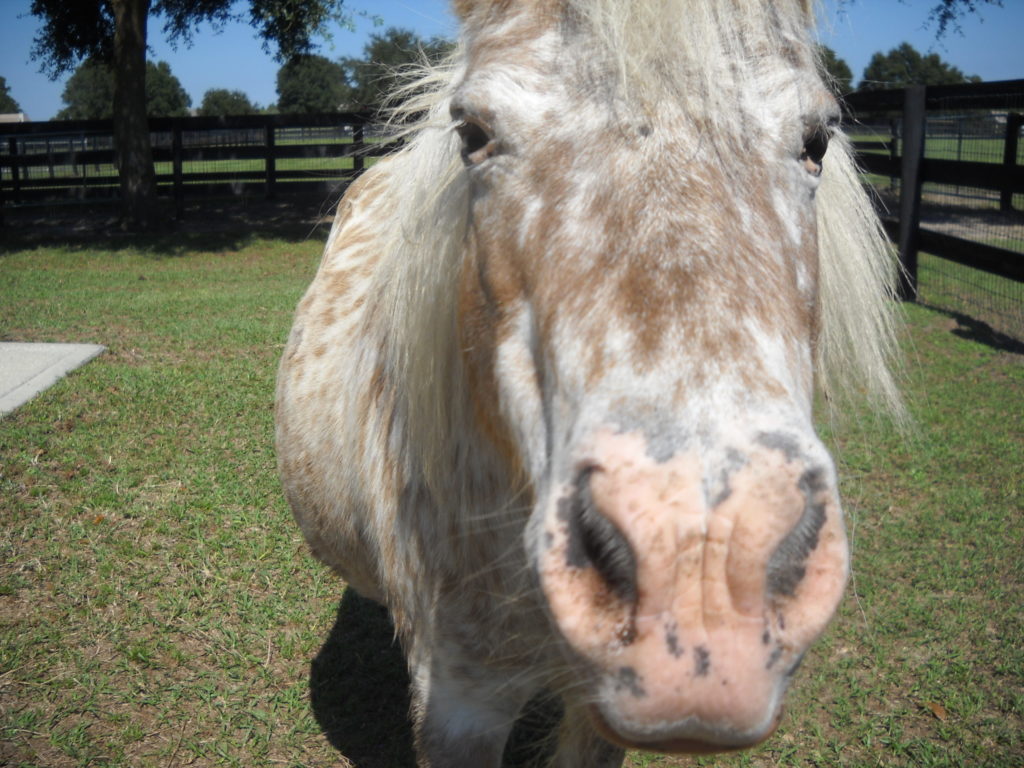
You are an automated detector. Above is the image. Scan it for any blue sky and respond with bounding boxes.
[1,0,1020,121]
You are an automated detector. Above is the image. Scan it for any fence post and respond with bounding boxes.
[78,132,88,198]
[172,121,184,219]
[266,123,276,200]
[889,117,900,190]
[46,137,55,180]
[7,137,21,204]
[352,121,364,176]
[1000,112,1022,213]
[897,85,926,301]
[0,142,5,227]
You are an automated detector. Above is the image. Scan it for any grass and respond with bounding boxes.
[983,236,1024,252]
[920,136,1023,164]
[0,232,346,767]
[1,230,1022,767]
[847,132,1024,165]
[916,252,1024,342]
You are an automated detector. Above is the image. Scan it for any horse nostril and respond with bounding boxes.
[566,468,638,605]
[766,467,830,598]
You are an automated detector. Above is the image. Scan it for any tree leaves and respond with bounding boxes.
[0,75,24,114]
[338,27,454,110]
[858,42,980,91]
[275,54,348,114]
[55,58,191,119]
[924,0,1004,38]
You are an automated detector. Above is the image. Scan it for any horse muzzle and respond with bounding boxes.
[535,426,849,752]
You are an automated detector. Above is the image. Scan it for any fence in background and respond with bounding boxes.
[844,79,1023,342]
[0,112,386,218]
[3,90,1023,340]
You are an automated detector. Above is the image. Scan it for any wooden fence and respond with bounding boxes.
[3,86,1022,306]
[0,112,386,218]
[843,79,1024,298]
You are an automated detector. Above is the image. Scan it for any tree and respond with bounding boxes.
[199,88,258,117]
[340,27,453,110]
[858,42,980,91]
[56,58,115,119]
[276,54,348,114]
[0,76,22,113]
[145,61,190,116]
[56,59,190,119]
[29,0,360,230]
[818,46,853,96]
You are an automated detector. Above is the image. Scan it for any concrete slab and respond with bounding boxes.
[0,342,106,416]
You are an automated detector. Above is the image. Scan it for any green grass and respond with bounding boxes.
[0,234,346,767]
[2,234,1022,767]
[921,136,1023,164]
[915,251,1024,342]
[848,133,1024,164]
[984,236,1024,252]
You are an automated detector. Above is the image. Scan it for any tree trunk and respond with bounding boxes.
[111,0,159,230]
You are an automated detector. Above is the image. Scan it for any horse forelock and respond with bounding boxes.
[452,0,819,103]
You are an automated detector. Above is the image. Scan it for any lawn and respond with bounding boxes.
[1,229,1021,767]
[848,132,1024,164]
[917,252,1024,342]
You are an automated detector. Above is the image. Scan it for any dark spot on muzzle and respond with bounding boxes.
[560,468,638,605]
[615,666,647,697]
[766,467,829,597]
[608,413,687,464]
[666,621,684,658]
[755,431,803,462]
[694,645,711,677]
[707,447,748,508]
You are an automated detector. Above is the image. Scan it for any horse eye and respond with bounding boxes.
[800,127,830,177]
[456,120,495,165]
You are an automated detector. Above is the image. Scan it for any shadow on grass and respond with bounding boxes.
[310,589,565,767]
[1,194,340,257]
[919,303,1024,355]
[310,589,416,768]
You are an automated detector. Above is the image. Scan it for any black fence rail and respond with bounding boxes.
[0,112,387,217]
[844,79,1023,342]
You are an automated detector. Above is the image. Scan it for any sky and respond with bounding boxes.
[1,0,1021,121]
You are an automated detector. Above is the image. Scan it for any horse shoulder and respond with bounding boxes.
[276,160,401,601]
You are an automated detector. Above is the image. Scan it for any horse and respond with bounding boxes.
[275,1,903,765]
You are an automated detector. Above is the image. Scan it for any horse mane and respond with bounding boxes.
[360,0,903,499]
